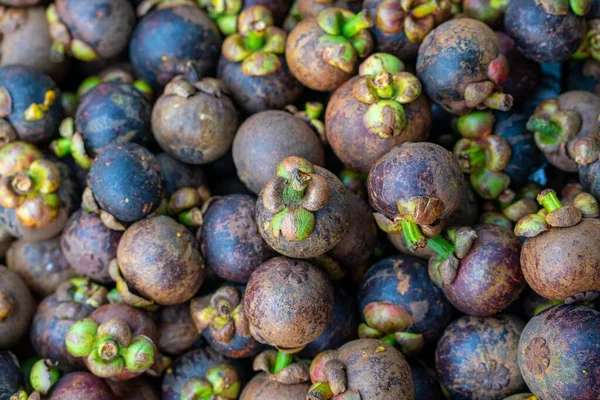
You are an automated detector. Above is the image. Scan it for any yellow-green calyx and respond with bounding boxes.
[535,0,591,15]
[167,187,210,228]
[190,286,249,344]
[317,8,373,73]
[222,6,287,76]
[462,54,512,112]
[30,359,60,396]
[358,302,424,355]
[56,277,108,309]
[479,184,542,229]
[24,90,56,122]
[108,260,158,311]
[46,5,98,61]
[352,53,421,138]
[262,156,330,242]
[307,350,357,400]
[65,317,156,378]
[574,20,600,61]
[200,0,242,35]
[50,118,93,169]
[180,364,242,400]
[375,0,451,43]
[526,98,582,153]
[0,158,61,228]
[453,111,512,200]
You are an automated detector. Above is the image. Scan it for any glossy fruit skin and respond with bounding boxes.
[436,314,527,400]
[75,82,151,158]
[358,255,454,341]
[245,257,334,350]
[297,0,363,18]
[518,304,600,400]
[129,5,221,89]
[0,351,22,399]
[233,110,325,195]
[55,0,135,60]
[496,32,541,104]
[411,364,443,400]
[117,216,205,306]
[157,302,200,356]
[326,76,431,173]
[217,56,303,115]
[505,0,585,63]
[200,194,275,283]
[60,209,122,284]
[88,142,164,223]
[0,65,63,144]
[240,370,310,400]
[48,372,113,400]
[156,153,208,198]
[521,218,600,301]
[0,266,34,348]
[7,236,75,297]
[442,224,525,317]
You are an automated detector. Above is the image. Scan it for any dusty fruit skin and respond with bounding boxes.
[0,265,34,348]
[232,110,325,195]
[518,304,600,400]
[256,157,349,258]
[152,76,238,165]
[200,194,275,283]
[47,0,135,62]
[307,339,414,399]
[162,347,243,400]
[157,302,200,356]
[285,8,373,91]
[0,6,69,81]
[115,216,205,306]
[0,351,22,399]
[505,0,585,63]
[7,236,75,297]
[129,3,221,89]
[298,0,363,18]
[357,255,453,355]
[245,257,334,351]
[88,142,165,224]
[411,364,443,400]
[47,372,113,400]
[441,224,525,317]
[0,65,63,144]
[60,209,123,284]
[156,153,208,198]
[326,53,431,173]
[416,18,512,115]
[436,314,527,400]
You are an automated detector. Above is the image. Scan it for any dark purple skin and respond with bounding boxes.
[200,194,275,283]
[48,372,114,400]
[243,0,293,23]
[578,160,600,201]
[411,364,443,400]
[496,32,541,104]
[0,65,63,144]
[60,209,123,283]
[0,351,22,400]
[358,255,454,342]
[518,304,600,400]
[504,0,585,63]
[107,377,161,400]
[157,302,201,356]
[161,347,244,400]
[156,153,208,198]
[298,287,358,359]
[436,315,527,400]
[217,56,303,115]
[88,142,165,223]
[129,5,221,89]
[297,0,363,18]
[74,82,152,158]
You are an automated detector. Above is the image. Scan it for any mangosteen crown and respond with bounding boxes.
[253,350,310,384]
[307,349,358,399]
[202,0,243,35]
[180,364,242,400]
[374,0,451,43]
[526,98,583,155]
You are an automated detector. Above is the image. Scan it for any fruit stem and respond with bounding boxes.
[400,219,426,249]
[98,339,119,361]
[246,21,266,50]
[341,10,371,38]
[380,333,397,346]
[307,382,334,400]
[537,189,562,212]
[527,117,562,136]
[50,137,72,158]
[427,235,456,260]
[272,350,293,374]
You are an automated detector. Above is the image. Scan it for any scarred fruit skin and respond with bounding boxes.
[504,0,585,63]
[200,194,275,283]
[156,153,208,198]
[518,304,600,400]
[129,5,221,89]
[442,224,525,317]
[0,265,34,348]
[245,257,334,350]
[232,110,325,195]
[297,0,363,18]
[116,216,205,306]
[0,351,22,399]
[436,315,527,400]
[47,372,113,400]
[326,76,431,173]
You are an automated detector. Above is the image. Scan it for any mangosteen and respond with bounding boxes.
[255,156,349,258]
[152,76,238,165]
[157,302,200,357]
[130,1,221,89]
[326,52,430,172]
[0,351,23,399]
[0,65,62,144]
[47,372,113,400]
[298,0,363,18]
[46,0,135,62]
[0,265,34,348]
[436,314,527,399]
[357,255,453,355]
[202,0,293,34]
[200,194,275,283]
[0,225,12,258]
[232,109,325,195]
[416,18,512,115]
[364,0,451,60]
[496,32,541,104]
[286,8,373,91]
[461,0,504,26]
[411,363,443,400]
[6,236,75,297]
[244,0,293,23]
[307,339,414,399]
[156,153,209,198]
[107,376,161,400]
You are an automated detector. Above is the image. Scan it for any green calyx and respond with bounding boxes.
[375,0,451,43]
[307,382,334,400]
[190,286,246,345]
[222,6,286,76]
[535,0,591,16]
[527,99,582,153]
[574,19,600,61]
[201,0,243,35]
[273,351,294,374]
[167,187,207,228]
[181,365,241,400]
[64,277,108,308]
[317,8,373,73]
[24,90,56,122]
[427,228,478,288]
[50,118,93,169]
[30,359,60,395]
[46,5,99,62]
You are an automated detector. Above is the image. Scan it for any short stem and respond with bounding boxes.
[459,146,486,168]
[245,26,266,51]
[305,102,324,120]
[307,382,334,400]
[537,190,562,212]
[400,219,426,249]
[527,117,562,136]
[50,137,72,158]
[341,10,371,38]
[380,334,397,346]
[427,235,456,260]
[98,339,119,361]
[272,350,293,374]
[11,173,33,194]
